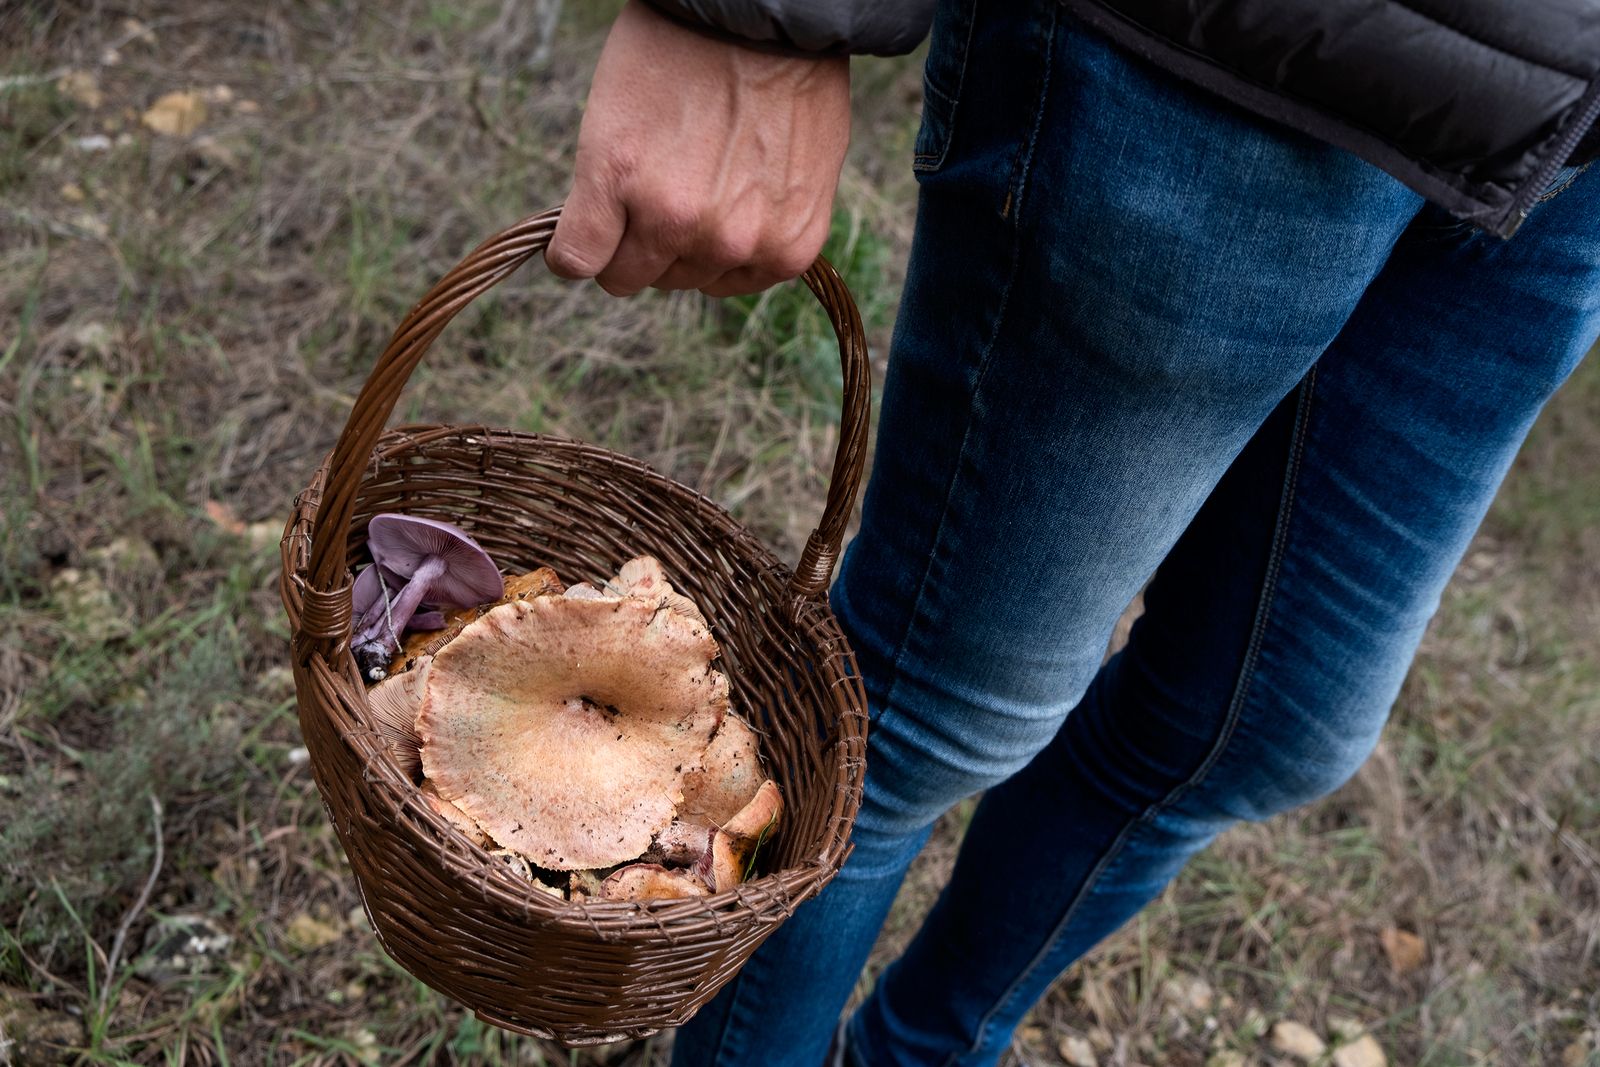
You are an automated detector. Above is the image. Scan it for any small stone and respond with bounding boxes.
[285,912,342,950]
[1328,1016,1367,1042]
[1332,1034,1387,1067]
[59,182,86,203]
[87,535,160,578]
[1060,1034,1098,1067]
[56,70,103,109]
[286,746,310,766]
[1269,1021,1327,1062]
[135,915,233,982]
[0,989,86,1063]
[70,321,115,356]
[70,134,113,152]
[50,567,130,642]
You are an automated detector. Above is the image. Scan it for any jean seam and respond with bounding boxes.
[879,1,1058,747]
[955,368,1319,1065]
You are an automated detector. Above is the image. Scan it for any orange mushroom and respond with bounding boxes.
[418,593,728,870]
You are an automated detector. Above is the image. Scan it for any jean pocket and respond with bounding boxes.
[1534,161,1592,205]
[913,0,978,174]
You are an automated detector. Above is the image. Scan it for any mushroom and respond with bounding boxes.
[605,556,709,629]
[419,778,494,848]
[387,566,564,675]
[719,779,783,875]
[696,832,742,893]
[418,593,728,870]
[681,712,765,825]
[353,565,446,637]
[600,863,709,902]
[351,515,504,681]
[366,656,431,777]
[651,820,717,866]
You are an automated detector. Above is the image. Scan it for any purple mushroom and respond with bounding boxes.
[353,564,447,634]
[350,515,503,680]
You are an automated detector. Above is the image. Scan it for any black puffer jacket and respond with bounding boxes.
[646,0,1600,237]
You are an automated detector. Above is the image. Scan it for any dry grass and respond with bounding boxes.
[1,3,1595,1066]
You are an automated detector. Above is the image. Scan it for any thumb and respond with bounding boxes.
[546,170,628,280]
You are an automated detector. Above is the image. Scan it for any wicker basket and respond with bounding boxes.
[278,208,870,1044]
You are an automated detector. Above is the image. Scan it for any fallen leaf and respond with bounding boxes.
[285,912,342,950]
[1332,1034,1387,1067]
[192,135,238,169]
[201,84,235,106]
[1379,926,1426,975]
[1060,1034,1098,1067]
[245,520,281,552]
[70,212,109,239]
[235,99,261,114]
[1206,1053,1247,1067]
[204,499,246,535]
[1269,1021,1326,1062]
[142,91,207,137]
[120,17,157,45]
[1561,1037,1593,1067]
[57,70,104,109]
[59,182,86,203]
[1328,1016,1368,1042]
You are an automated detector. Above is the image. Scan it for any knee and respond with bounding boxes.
[1198,697,1389,825]
[854,691,1068,845]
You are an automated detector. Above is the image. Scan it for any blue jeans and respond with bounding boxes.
[672,3,1600,1065]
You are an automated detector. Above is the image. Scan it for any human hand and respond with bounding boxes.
[545,1,850,297]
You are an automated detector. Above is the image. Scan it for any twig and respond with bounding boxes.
[101,794,164,1014]
[468,74,518,152]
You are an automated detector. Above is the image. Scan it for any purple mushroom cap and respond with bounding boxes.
[351,515,503,680]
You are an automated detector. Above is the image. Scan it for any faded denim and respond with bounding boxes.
[671,2,1600,1065]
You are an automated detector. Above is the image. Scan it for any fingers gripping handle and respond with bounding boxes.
[303,207,871,659]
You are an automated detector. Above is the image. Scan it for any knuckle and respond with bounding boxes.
[706,226,761,269]
[646,192,702,249]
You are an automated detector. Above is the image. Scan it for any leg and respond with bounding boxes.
[847,163,1600,1066]
[670,2,1422,1063]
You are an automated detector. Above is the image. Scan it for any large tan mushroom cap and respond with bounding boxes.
[388,566,564,674]
[419,779,494,848]
[419,594,728,870]
[681,712,764,825]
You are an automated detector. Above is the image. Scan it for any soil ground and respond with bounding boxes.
[2,3,1597,1065]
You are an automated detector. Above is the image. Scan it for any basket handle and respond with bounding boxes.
[304,206,871,646]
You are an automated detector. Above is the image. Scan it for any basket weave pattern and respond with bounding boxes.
[279,209,870,1043]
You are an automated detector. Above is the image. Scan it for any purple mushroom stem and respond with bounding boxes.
[410,609,447,631]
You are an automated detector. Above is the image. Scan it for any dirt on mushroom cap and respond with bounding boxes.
[419,594,728,871]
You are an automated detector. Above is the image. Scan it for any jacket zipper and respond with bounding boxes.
[1503,79,1600,236]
